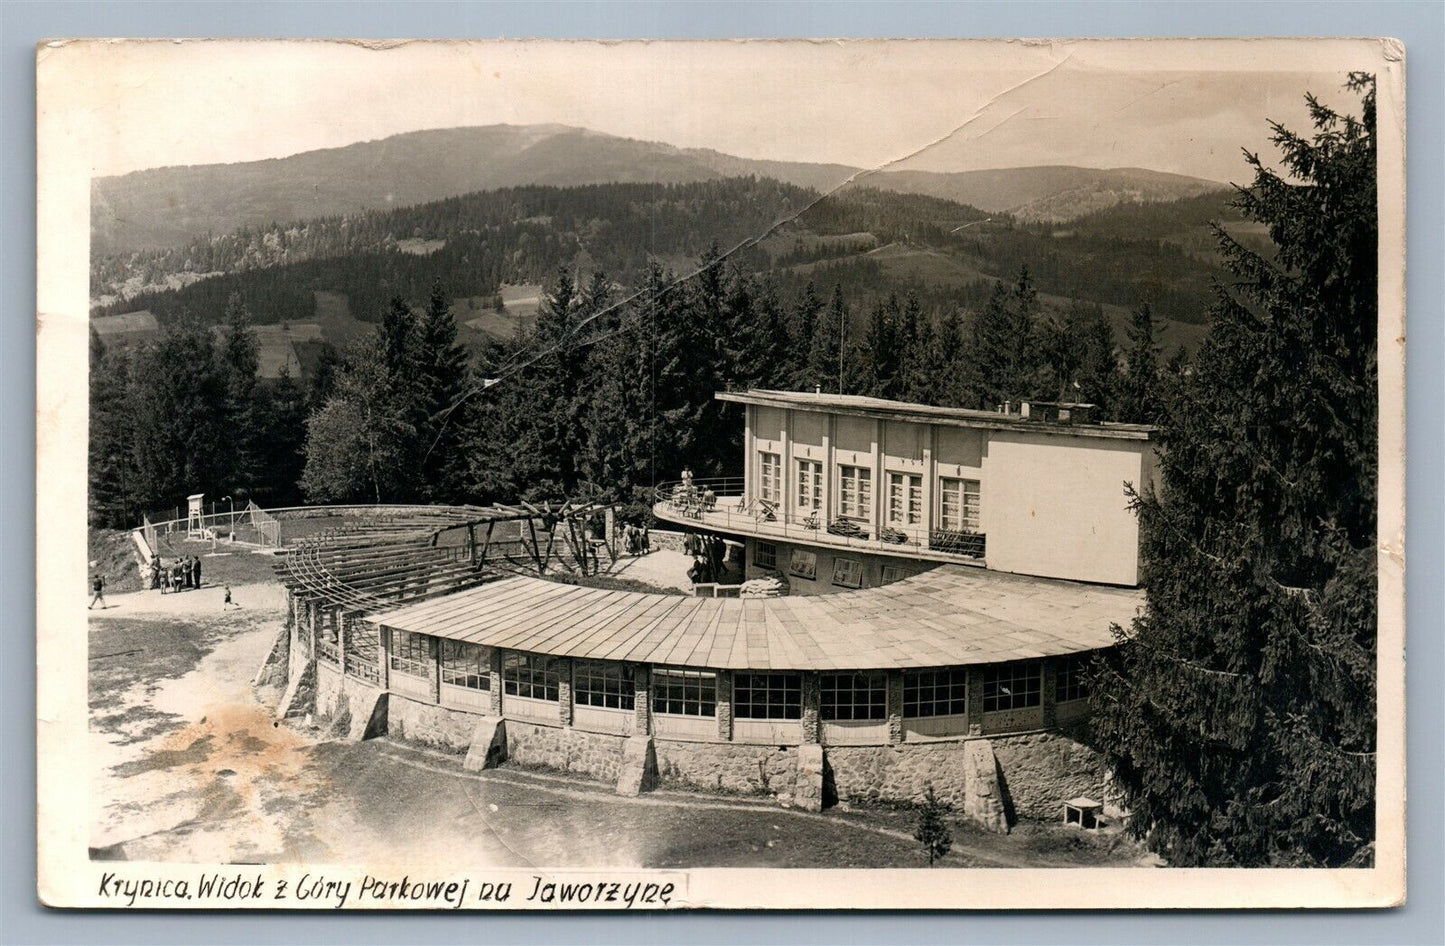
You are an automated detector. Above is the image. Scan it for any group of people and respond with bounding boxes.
[151,554,203,594]
[684,531,729,585]
[622,522,651,556]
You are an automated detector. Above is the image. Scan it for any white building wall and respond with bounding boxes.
[982,430,1146,585]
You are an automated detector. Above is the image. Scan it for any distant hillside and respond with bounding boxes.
[868,166,1227,223]
[92,124,1226,255]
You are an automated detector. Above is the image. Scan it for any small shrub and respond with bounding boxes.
[914,785,953,866]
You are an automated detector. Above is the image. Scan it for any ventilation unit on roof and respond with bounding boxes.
[1020,401,1096,425]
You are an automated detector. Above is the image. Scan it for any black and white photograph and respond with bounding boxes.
[36,37,1405,910]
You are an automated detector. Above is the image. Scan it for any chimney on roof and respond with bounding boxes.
[815,385,822,395]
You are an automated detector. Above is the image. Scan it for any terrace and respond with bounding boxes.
[652,477,988,568]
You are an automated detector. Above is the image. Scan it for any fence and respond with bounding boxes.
[653,477,987,562]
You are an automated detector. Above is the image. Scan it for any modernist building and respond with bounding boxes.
[654,389,1158,590]
[260,395,1157,827]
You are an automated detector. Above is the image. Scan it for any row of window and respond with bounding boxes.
[757,453,981,531]
[392,631,1094,718]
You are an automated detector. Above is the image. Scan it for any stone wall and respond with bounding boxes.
[990,730,1113,819]
[827,742,969,808]
[505,720,627,783]
[652,740,797,797]
[386,694,482,753]
[828,730,1112,819]
[315,662,386,737]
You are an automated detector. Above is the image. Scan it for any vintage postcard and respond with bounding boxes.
[37,38,1405,910]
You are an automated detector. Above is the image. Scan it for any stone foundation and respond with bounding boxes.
[385,692,482,753]
[990,729,1113,819]
[652,740,797,797]
[827,729,1111,821]
[505,720,627,782]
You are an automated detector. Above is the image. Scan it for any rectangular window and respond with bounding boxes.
[887,473,923,526]
[939,477,981,531]
[439,639,490,690]
[796,459,822,511]
[758,452,782,504]
[652,668,716,717]
[574,661,634,710]
[788,548,818,581]
[502,651,560,701]
[389,629,431,680]
[903,669,969,718]
[1056,653,1093,704]
[821,672,887,721]
[881,565,910,584]
[753,541,777,571]
[982,662,1042,712]
[734,672,803,720]
[837,465,873,519]
[831,557,863,589]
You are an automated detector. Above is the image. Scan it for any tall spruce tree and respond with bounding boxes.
[1091,75,1378,867]
[1116,303,1163,424]
[415,281,471,502]
[217,292,262,490]
[88,330,134,527]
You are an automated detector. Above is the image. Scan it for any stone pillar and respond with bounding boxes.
[378,626,390,688]
[886,671,905,744]
[967,667,986,736]
[488,648,504,715]
[1041,658,1058,729]
[801,672,821,744]
[716,670,733,741]
[557,658,574,727]
[633,665,652,736]
[427,635,441,704]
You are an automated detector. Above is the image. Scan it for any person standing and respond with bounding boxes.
[193,555,202,589]
[88,574,106,610]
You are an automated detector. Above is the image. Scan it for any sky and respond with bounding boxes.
[39,39,1370,186]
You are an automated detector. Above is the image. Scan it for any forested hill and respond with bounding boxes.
[91,122,1225,255]
[94,176,1234,340]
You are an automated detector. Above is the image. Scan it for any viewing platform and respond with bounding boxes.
[652,478,989,568]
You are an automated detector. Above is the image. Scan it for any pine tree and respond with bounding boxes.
[1091,75,1378,867]
[88,330,134,527]
[217,292,261,490]
[127,313,230,512]
[914,785,954,866]
[809,284,849,394]
[1075,307,1118,418]
[1117,303,1163,424]
[415,281,471,502]
[788,280,823,390]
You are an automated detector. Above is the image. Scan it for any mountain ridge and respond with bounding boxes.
[92,124,1227,255]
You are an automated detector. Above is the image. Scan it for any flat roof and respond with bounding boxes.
[718,389,1156,441]
[366,564,1141,671]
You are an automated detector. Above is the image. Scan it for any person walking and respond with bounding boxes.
[88,574,106,610]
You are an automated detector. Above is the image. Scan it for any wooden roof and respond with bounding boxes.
[366,565,1142,671]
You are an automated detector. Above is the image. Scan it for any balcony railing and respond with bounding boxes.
[653,478,985,562]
